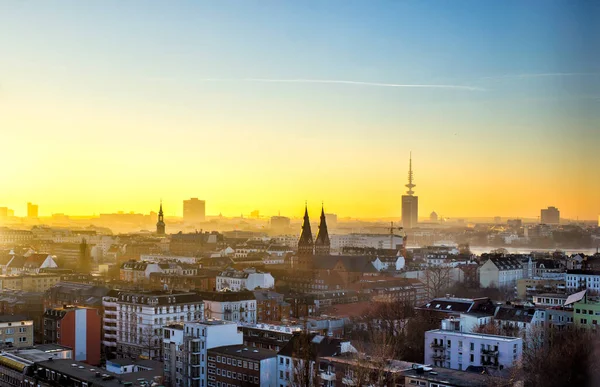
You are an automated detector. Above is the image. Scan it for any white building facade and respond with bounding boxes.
[102,290,204,360]
[163,320,243,387]
[425,329,522,371]
[216,268,274,291]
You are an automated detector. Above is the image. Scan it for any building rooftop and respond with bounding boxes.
[0,315,30,323]
[35,359,162,387]
[403,366,509,387]
[427,329,522,342]
[208,344,277,361]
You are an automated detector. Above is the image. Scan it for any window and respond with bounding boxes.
[470,342,474,351]
[470,354,474,362]
[18,327,26,333]
[19,337,27,343]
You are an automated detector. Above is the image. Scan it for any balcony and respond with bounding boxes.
[481,349,499,356]
[342,377,356,386]
[432,353,446,360]
[320,371,336,381]
[430,342,445,349]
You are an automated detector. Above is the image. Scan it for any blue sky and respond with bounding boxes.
[0,1,598,219]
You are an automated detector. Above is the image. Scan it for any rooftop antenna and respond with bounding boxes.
[405,152,416,196]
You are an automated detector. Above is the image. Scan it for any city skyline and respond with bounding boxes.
[1,1,599,220]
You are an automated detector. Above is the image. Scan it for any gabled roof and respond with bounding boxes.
[278,332,346,359]
[6,256,27,269]
[24,254,51,269]
[488,257,522,271]
[494,306,538,323]
[313,255,377,273]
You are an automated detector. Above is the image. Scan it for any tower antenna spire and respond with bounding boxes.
[405,151,416,195]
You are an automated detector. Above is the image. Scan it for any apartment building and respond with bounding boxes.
[102,290,204,360]
[0,315,34,349]
[163,320,243,387]
[424,329,522,371]
[216,268,275,291]
[207,344,277,387]
[199,291,257,324]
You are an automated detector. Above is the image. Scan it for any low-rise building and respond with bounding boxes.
[0,273,62,292]
[478,257,524,289]
[207,344,277,387]
[216,268,275,291]
[572,290,600,330]
[0,315,34,349]
[566,269,600,294]
[199,290,257,324]
[425,329,522,371]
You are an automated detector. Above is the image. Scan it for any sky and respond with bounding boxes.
[1,1,599,220]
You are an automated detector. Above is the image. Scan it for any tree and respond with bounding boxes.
[290,329,318,387]
[424,265,453,298]
[520,326,600,387]
[78,238,92,274]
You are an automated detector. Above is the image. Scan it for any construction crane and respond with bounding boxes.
[373,221,405,252]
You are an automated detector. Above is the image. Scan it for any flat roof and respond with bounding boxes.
[427,329,522,342]
[208,344,277,361]
[0,315,30,323]
[403,367,508,387]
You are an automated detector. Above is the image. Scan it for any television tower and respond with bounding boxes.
[405,152,416,195]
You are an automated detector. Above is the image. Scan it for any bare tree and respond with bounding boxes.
[424,265,453,298]
[289,328,318,387]
[520,325,600,387]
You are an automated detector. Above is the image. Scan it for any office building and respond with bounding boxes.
[540,206,560,225]
[27,202,38,218]
[184,198,206,223]
[43,305,102,365]
[401,154,418,229]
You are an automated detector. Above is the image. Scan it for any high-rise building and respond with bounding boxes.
[27,202,38,218]
[156,201,166,235]
[541,206,560,225]
[183,198,206,223]
[401,154,418,229]
[270,215,291,232]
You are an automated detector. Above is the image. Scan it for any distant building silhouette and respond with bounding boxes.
[430,211,438,222]
[156,201,166,235]
[402,153,418,229]
[27,202,38,218]
[541,206,560,225]
[183,198,206,223]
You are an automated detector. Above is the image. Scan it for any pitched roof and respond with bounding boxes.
[6,256,27,269]
[278,333,346,359]
[24,254,51,269]
[313,255,377,273]
[494,306,537,323]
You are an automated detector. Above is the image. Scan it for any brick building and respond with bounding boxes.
[207,344,277,387]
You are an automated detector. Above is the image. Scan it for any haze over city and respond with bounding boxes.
[1,1,599,220]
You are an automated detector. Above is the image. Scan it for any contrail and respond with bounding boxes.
[480,72,599,81]
[195,78,484,91]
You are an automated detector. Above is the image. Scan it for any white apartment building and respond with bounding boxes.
[478,257,524,289]
[330,234,404,253]
[102,290,204,360]
[425,329,522,371]
[199,291,257,324]
[163,320,243,387]
[216,268,275,291]
[566,270,600,293]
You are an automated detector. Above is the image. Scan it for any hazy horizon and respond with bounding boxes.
[1,1,598,220]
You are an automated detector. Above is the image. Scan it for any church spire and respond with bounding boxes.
[156,200,166,235]
[315,204,330,255]
[297,204,313,256]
